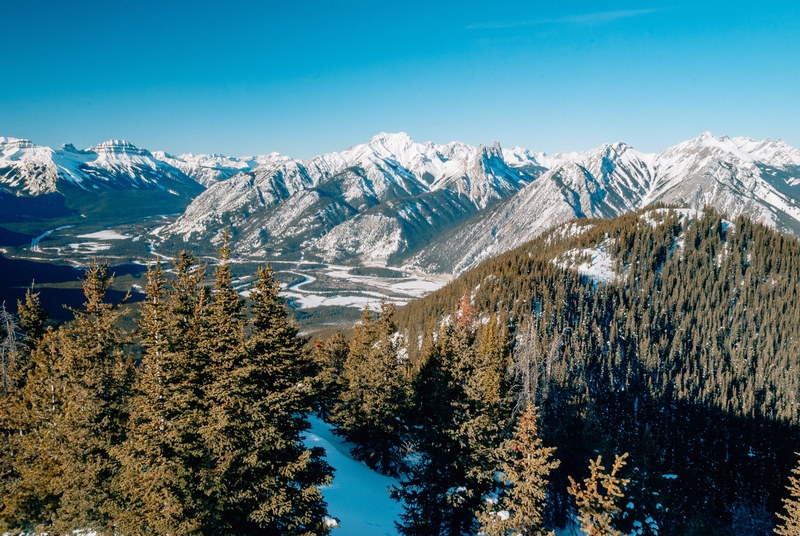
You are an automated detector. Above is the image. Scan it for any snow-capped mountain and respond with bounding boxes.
[161,132,543,261]
[4,131,800,277]
[409,132,800,273]
[0,137,202,196]
[150,151,286,187]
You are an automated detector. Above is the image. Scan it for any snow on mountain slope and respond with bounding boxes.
[0,137,61,195]
[646,132,800,233]
[162,133,543,261]
[6,131,800,277]
[151,151,285,187]
[0,137,201,196]
[408,133,800,274]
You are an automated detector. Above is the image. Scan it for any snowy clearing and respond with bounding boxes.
[554,242,620,285]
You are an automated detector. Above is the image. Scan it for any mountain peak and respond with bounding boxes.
[0,137,37,150]
[91,139,138,149]
[367,132,416,154]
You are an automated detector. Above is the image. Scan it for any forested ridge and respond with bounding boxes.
[4,207,800,535]
[390,206,800,534]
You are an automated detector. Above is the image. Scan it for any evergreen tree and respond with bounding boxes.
[196,235,249,533]
[332,299,409,475]
[0,327,64,533]
[113,258,209,535]
[568,453,630,536]
[477,405,560,536]
[200,234,333,535]
[394,295,505,535]
[310,331,348,420]
[232,264,333,534]
[17,285,48,355]
[775,453,800,535]
[55,261,136,533]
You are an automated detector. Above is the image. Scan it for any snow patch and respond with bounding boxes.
[303,416,400,535]
[555,241,619,285]
[76,230,130,240]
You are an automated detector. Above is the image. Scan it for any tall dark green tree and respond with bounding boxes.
[17,286,48,354]
[394,295,506,535]
[332,299,409,475]
[200,234,333,535]
[113,258,209,535]
[238,264,333,534]
[310,331,348,420]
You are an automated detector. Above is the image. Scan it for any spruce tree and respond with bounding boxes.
[568,453,630,536]
[235,264,333,534]
[196,234,249,533]
[310,331,348,420]
[17,285,48,356]
[477,405,559,536]
[200,235,333,535]
[332,298,409,475]
[113,258,209,535]
[0,327,64,533]
[394,295,504,535]
[775,453,800,535]
[55,261,135,533]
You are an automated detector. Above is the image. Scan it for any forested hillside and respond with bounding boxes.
[389,206,800,534]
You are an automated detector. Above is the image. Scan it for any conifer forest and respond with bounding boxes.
[4,208,800,535]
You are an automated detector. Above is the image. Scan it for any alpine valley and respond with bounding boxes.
[2,131,800,326]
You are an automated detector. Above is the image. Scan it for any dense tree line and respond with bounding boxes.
[388,207,800,533]
[314,207,800,534]
[0,244,332,535]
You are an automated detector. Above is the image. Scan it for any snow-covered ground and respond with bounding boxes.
[76,230,130,240]
[303,416,401,536]
[554,240,620,286]
[281,265,447,311]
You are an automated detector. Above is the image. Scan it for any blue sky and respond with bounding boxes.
[1,0,799,158]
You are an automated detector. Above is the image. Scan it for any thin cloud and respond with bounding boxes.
[467,9,661,30]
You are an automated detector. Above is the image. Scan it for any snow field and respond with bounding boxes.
[303,416,401,536]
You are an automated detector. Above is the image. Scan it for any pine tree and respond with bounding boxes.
[332,299,409,476]
[394,294,504,535]
[234,264,333,534]
[477,405,559,536]
[568,453,630,536]
[200,234,333,535]
[196,234,249,533]
[310,331,348,420]
[113,258,209,535]
[775,453,800,535]
[0,327,64,533]
[17,285,47,355]
[55,260,136,533]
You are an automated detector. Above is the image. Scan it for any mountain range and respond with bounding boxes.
[3,132,800,275]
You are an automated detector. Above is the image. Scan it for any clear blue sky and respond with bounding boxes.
[1,0,799,158]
